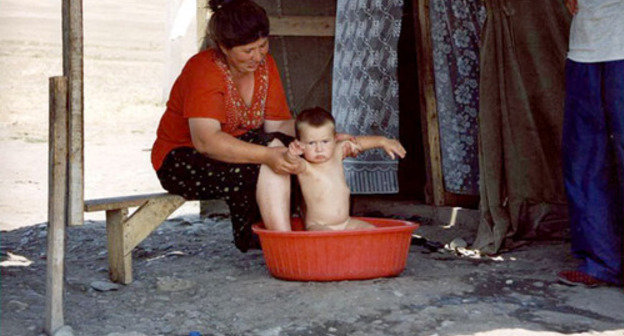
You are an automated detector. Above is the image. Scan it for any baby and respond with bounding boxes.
[285,107,406,231]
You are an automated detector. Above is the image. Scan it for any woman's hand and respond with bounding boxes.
[285,141,306,174]
[266,146,304,175]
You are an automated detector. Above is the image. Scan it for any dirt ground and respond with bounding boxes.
[1,1,623,336]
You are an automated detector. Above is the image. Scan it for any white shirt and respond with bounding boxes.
[568,0,624,62]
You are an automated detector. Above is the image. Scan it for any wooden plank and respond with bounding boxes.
[195,13,334,43]
[197,0,208,50]
[63,0,85,226]
[415,0,445,206]
[123,197,186,255]
[84,192,183,212]
[270,16,335,37]
[45,76,68,335]
[106,209,132,284]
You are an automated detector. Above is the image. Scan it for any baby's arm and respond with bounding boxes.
[354,136,406,159]
[285,140,307,174]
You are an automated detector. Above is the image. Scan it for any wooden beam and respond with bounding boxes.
[415,0,445,206]
[196,0,208,50]
[84,192,183,212]
[194,12,335,46]
[123,197,186,255]
[63,0,85,226]
[270,16,335,37]
[45,76,68,335]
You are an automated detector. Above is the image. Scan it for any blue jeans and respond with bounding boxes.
[562,59,624,285]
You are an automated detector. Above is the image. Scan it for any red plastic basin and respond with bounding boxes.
[252,217,418,281]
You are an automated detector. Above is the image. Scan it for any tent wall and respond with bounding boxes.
[474,0,571,253]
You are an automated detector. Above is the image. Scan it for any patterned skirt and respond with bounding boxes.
[156,129,293,252]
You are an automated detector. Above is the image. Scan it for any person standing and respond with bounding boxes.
[558,0,624,287]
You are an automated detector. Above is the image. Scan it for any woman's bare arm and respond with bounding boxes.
[189,118,299,174]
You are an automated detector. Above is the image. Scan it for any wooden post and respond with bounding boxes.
[106,209,132,284]
[197,0,210,217]
[197,0,208,50]
[46,76,68,335]
[62,0,84,226]
[415,0,445,206]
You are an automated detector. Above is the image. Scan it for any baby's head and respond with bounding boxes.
[295,107,336,163]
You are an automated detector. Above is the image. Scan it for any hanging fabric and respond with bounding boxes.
[474,0,571,254]
[332,0,404,194]
[429,0,485,195]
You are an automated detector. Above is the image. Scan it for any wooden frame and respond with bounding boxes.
[270,16,335,36]
[415,0,445,206]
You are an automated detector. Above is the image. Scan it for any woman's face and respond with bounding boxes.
[220,37,269,76]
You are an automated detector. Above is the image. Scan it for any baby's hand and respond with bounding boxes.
[342,140,362,159]
[382,138,406,160]
[288,140,304,157]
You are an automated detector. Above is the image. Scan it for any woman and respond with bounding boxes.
[151,0,299,252]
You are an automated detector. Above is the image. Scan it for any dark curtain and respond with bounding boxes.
[473,0,572,254]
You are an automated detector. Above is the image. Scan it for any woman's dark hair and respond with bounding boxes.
[295,107,336,139]
[206,0,269,49]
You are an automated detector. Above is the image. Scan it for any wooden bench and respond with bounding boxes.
[84,192,185,284]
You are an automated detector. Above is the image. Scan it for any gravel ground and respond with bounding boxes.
[2,210,624,336]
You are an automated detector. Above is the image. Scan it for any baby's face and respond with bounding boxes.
[298,122,336,164]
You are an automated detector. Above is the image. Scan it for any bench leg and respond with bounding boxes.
[106,209,132,284]
[104,197,184,284]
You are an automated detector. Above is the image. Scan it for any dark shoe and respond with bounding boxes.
[557,270,610,288]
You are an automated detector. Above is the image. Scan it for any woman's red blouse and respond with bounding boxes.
[151,49,292,170]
